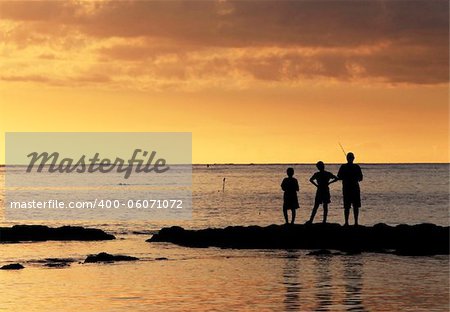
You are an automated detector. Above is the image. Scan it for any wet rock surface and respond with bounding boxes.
[84,252,139,263]
[148,223,449,256]
[1,263,25,270]
[0,225,115,242]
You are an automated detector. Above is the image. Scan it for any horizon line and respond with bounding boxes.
[1,162,449,166]
[193,162,450,165]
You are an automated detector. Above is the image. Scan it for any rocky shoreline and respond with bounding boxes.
[148,223,449,256]
[0,225,115,242]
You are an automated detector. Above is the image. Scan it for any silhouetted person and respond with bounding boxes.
[281,167,299,224]
[308,161,338,224]
[337,153,363,226]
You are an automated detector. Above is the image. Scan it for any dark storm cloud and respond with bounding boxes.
[0,0,448,85]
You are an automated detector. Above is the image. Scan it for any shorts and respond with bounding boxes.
[283,192,299,210]
[315,188,331,205]
[343,188,361,208]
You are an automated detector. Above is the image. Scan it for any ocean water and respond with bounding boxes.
[0,164,449,311]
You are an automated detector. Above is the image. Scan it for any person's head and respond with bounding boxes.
[286,167,294,177]
[316,161,325,171]
[346,152,355,164]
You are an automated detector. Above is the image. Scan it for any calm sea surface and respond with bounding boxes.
[0,164,449,311]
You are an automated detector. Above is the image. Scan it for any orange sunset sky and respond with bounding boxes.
[0,0,448,164]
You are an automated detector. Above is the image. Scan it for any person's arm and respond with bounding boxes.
[358,166,363,182]
[309,174,318,187]
[295,179,299,192]
[281,179,286,191]
[336,166,343,180]
[328,173,339,185]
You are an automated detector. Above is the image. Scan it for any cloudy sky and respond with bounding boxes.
[0,0,448,163]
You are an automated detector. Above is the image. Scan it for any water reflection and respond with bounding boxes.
[282,251,301,311]
[281,253,368,312]
[314,256,333,311]
[342,256,367,312]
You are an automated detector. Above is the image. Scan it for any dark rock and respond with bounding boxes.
[84,252,139,263]
[132,231,153,235]
[34,257,75,264]
[155,257,168,261]
[44,262,70,268]
[307,249,332,256]
[38,258,75,268]
[1,263,24,270]
[0,225,115,242]
[148,223,449,256]
[44,258,75,263]
[343,249,362,255]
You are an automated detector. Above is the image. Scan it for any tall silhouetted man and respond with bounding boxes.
[337,152,363,226]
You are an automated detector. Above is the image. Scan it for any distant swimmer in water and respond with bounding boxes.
[281,167,300,224]
[337,152,363,226]
[307,161,338,224]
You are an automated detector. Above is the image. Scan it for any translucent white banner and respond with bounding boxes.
[5,132,192,220]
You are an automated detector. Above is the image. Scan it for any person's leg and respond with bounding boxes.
[354,206,359,226]
[291,209,296,224]
[283,209,289,224]
[323,203,328,223]
[344,206,350,226]
[343,192,350,226]
[309,203,319,223]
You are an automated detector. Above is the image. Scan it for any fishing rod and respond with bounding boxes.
[338,142,347,157]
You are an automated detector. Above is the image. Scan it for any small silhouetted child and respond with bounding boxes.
[281,167,299,224]
[307,161,338,224]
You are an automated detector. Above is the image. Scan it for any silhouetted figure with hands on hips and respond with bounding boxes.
[307,161,338,224]
[337,153,363,226]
